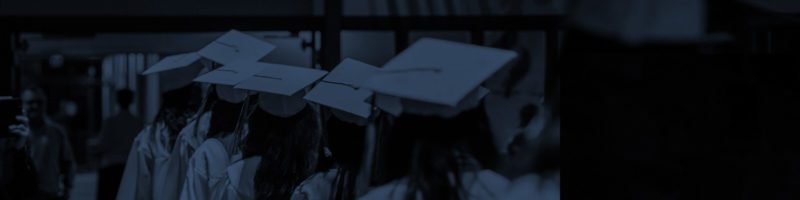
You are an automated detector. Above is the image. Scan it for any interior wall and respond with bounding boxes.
[0,0,313,16]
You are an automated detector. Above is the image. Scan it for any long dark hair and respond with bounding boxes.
[153,84,202,145]
[324,111,368,200]
[251,106,320,200]
[206,96,244,139]
[380,103,495,200]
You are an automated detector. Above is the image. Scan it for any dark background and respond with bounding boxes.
[3,0,800,199]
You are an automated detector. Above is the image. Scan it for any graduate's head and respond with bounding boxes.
[381,104,494,200]
[252,105,320,199]
[217,62,326,199]
[360,38,516,199]
[146,53,206,117]
[156,84,204,135]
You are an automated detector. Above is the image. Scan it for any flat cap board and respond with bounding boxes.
[304,58,381,118]
[234,63,328,96]
[363,38,517,107]
[374,93,403,116]
[193,60,267,86]
[142,52,202,75]
[198,30,276,65]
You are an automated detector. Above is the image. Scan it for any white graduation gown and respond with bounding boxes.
[290,169,339,200]
[117,123,173,200]
[157,111,212,200]
[503,173,560,200]
[210,156,262,200]
[179,133,237,200]
[358,170,509,200]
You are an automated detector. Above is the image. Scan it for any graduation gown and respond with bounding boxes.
[157,111,212,200]
[290,169,339,200]
[358,170,509,200]
[116,123,173,200]
[503,173,559,200]
[210,156,261,200]
[179,133,238,200]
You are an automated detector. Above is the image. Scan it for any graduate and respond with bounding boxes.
[208,62,327,200]
[148,53,213,200]
[357,38,517,200]
[294,58,391,200]
[156,29,277,200]
[157,76,214,200]
[179,60,267,200]
[117,53,205,200]
[180,87,247,200]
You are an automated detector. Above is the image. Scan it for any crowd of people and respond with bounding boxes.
[4,31,559,200]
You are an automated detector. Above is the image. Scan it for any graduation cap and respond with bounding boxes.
[142,52,202,75]
[193,60,267,86]
[198,30,276,65]
[141,52,205,92]
[192,60,268,103]
[303,58,382,119]
[363,38,517,114]
[234,62,327,95]
[233,63,328,117]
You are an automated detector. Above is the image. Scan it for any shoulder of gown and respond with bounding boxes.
[358,178,410,200]
[461,169,510,200]
[504,173,559,200]
[211,156,261,200]
[117,126,156,200]
[180,138,231,200]
[291,168,339,200]
[177,111,212,155]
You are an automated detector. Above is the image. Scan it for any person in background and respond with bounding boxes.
[96,89,144,200]
[3,100,38,199]
[21,86,77,200]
